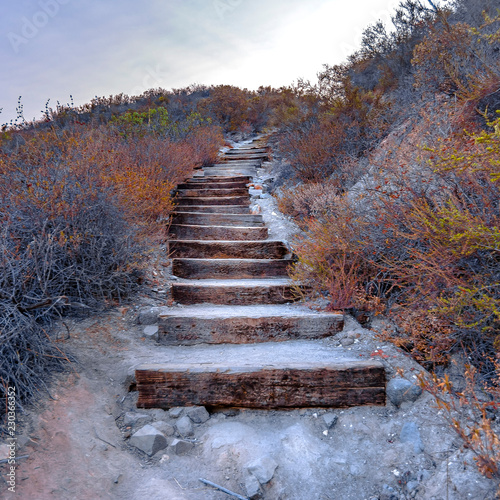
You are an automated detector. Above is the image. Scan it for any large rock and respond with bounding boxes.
[175,416,194,437]
[170,438,194,455]
[245,474,262,499]
[129,425,168,456]
[386,378,422,407]
[185,406,210,424]
[246,456,278,484]
[137,307,160,325]
[123,412,152,427]
[152,421,175,436]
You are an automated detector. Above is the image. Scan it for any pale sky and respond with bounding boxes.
[0,0,439,125]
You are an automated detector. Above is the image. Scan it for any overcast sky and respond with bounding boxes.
[1,0,433,125]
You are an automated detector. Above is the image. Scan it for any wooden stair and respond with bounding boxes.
[136,138,386,410]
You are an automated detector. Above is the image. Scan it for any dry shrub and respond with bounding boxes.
[276,181,343,224]
[418,360,500,494]
[0,108,224,423]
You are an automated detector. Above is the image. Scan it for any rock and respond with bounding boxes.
[223,409,239,417]
[406,480,419,493]
[143,325,158,339]
[380,484,398,500]
[386,378,422,407]
[340,337,354,347]
[185,406,210,424]
[123,412,152,427]
[168,407,184,418]
[150,409,168,421]
[175,416,194,437]
[322,413,338,429]
[129,425,168,456]
[137,307,160,325]
[152,421,175,436]
[170,438,194,455]
[400,421,424,453]
[245,474,262,499]
[246,456,278,484]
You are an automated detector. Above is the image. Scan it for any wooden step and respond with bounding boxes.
[168,224,267,241]
[174,205,251,214]
[157,304,343,344]
[221,153,269,161]
[184,176,251,183]
[172,258,291,279]
[172,213,264,227]
[136,357,386,409]
[176,196,250,206]
[171,278,297,305]
[167,240,290,259]
[226,147,268,154]
[176,188,248,197]
[178,181,248,190]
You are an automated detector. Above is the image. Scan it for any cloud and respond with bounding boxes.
[0,0,408,124]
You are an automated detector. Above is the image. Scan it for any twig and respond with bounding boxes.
[199,478,249,500]
[93,427,116,448]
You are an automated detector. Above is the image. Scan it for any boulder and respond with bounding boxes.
[387,378,422,407]
[129,425,168,456]
[185,406,210,424]
[246,456,278,484]
[175,416,194,437]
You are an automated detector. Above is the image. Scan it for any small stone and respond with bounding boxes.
[400,421,424,453]
[143,325,158,339]
[406,480,419,493]
[387,378,422,407]
[223,409,239,417]
[129,425,168,456]
[170,438,194,455]
[322,413,338,429]
[137,307,160,325]
[380,484,398,500]
[168,407,184,418]
[341,337,354,346]
[245,474,261,499]
[123,412,152,427]
[150,409,168,421]
[246,456,278,484]
[185,406,210,424]
[152,421,175,436]
[175,416,194,437]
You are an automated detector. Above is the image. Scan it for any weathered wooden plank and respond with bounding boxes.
[135,363,386,409]
[172,258,291,279]
[184,176,251,183]
[176,196,250,206]
[168,224,268,241]
[178,181,249,190]
[158,312,344,345]
[172,213,264,227]
[167,240,290,259]
[174,205,251,214]
[171,280,297,305]
[176,188,248,198]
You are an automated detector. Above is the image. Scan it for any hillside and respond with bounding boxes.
[1,0,500,498]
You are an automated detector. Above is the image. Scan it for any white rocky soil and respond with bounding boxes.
[0,139,496,500]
